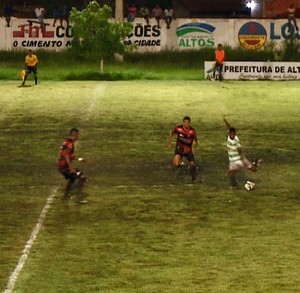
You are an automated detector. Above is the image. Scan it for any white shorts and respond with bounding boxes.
[229,158,252,171]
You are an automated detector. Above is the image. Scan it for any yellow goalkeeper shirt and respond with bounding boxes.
[25,54,38,67]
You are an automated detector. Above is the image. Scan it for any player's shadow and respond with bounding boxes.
[18,84,34,88]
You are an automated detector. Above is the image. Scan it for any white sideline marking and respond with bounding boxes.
[3,187,58,293]
[84,84,105,122]
[4,84,101,293]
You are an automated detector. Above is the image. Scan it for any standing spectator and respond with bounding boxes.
[287,3,299,32]
[127,3,137,22]
[152,4,163,28]
[61,5,70,28]
[53,7,60,27]
[140,4,150,25]
[213,43,225,81]
[22,49,38,86]
[168,116,198,184]
[4,1,13,27]
[35,5,45,27]
[164,6,175,29]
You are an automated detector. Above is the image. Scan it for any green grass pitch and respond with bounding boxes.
[0,80,299,292]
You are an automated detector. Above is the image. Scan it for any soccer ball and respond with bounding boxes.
[244,181,255,191]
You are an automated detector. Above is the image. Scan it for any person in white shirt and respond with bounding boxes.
[35,5,45,24]
[164,7,175,29]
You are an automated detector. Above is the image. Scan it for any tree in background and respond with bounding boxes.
[69,1,133,73]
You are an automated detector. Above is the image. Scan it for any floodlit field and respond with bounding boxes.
[0,80,299,292]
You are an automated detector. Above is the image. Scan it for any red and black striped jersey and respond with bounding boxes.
[58,137,76,169]
[172,125,197,148]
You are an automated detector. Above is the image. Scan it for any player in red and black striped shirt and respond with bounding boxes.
[168,116,198,183]
[58,128,87,202]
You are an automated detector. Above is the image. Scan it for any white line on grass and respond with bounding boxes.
[84,83,106,123]
[4,84,102,293]
[3,186,58,293]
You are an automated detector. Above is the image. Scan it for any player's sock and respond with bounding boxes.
[62,181,73,200]
[176,164,184,177]
[76,175,88,201]
[190,165,196,183]
[230,176,238,188]
[22,75,27,85]
[35,77,38,85]
[76,186,88,204]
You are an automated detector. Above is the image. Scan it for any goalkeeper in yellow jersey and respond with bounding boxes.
[22,49,38,86]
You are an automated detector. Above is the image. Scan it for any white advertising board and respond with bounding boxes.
[0,18,72,51]
[204,61,300,80]
[0,17,299,52]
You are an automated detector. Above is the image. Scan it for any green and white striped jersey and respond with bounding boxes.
[227,135,242,162]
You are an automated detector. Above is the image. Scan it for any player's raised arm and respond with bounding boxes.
[223,115,231,130]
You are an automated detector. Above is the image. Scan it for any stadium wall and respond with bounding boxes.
[0,17,298,52]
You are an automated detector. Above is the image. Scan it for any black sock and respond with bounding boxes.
[22,75,27,84]
[190,165,196,182]
[230,176,238,187]
[63,181,73,197]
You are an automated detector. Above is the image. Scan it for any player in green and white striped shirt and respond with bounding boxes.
[223,116,262,188]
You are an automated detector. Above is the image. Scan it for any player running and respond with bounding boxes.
[168,116,198,183]
[58,128,87,203]
[22,49,38,86]
[223,116,262,188]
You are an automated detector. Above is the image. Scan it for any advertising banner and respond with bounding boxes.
[123,21,164,52]
[175,19,231,50]
[0,18,72,51]
[1,17,299,52]
[204,61,300,80]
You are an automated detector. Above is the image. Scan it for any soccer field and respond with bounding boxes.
[0,80,299,292]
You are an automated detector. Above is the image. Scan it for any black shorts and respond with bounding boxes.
[26,66,37,74]
[60,168,85,183]
[175,145,195,162]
